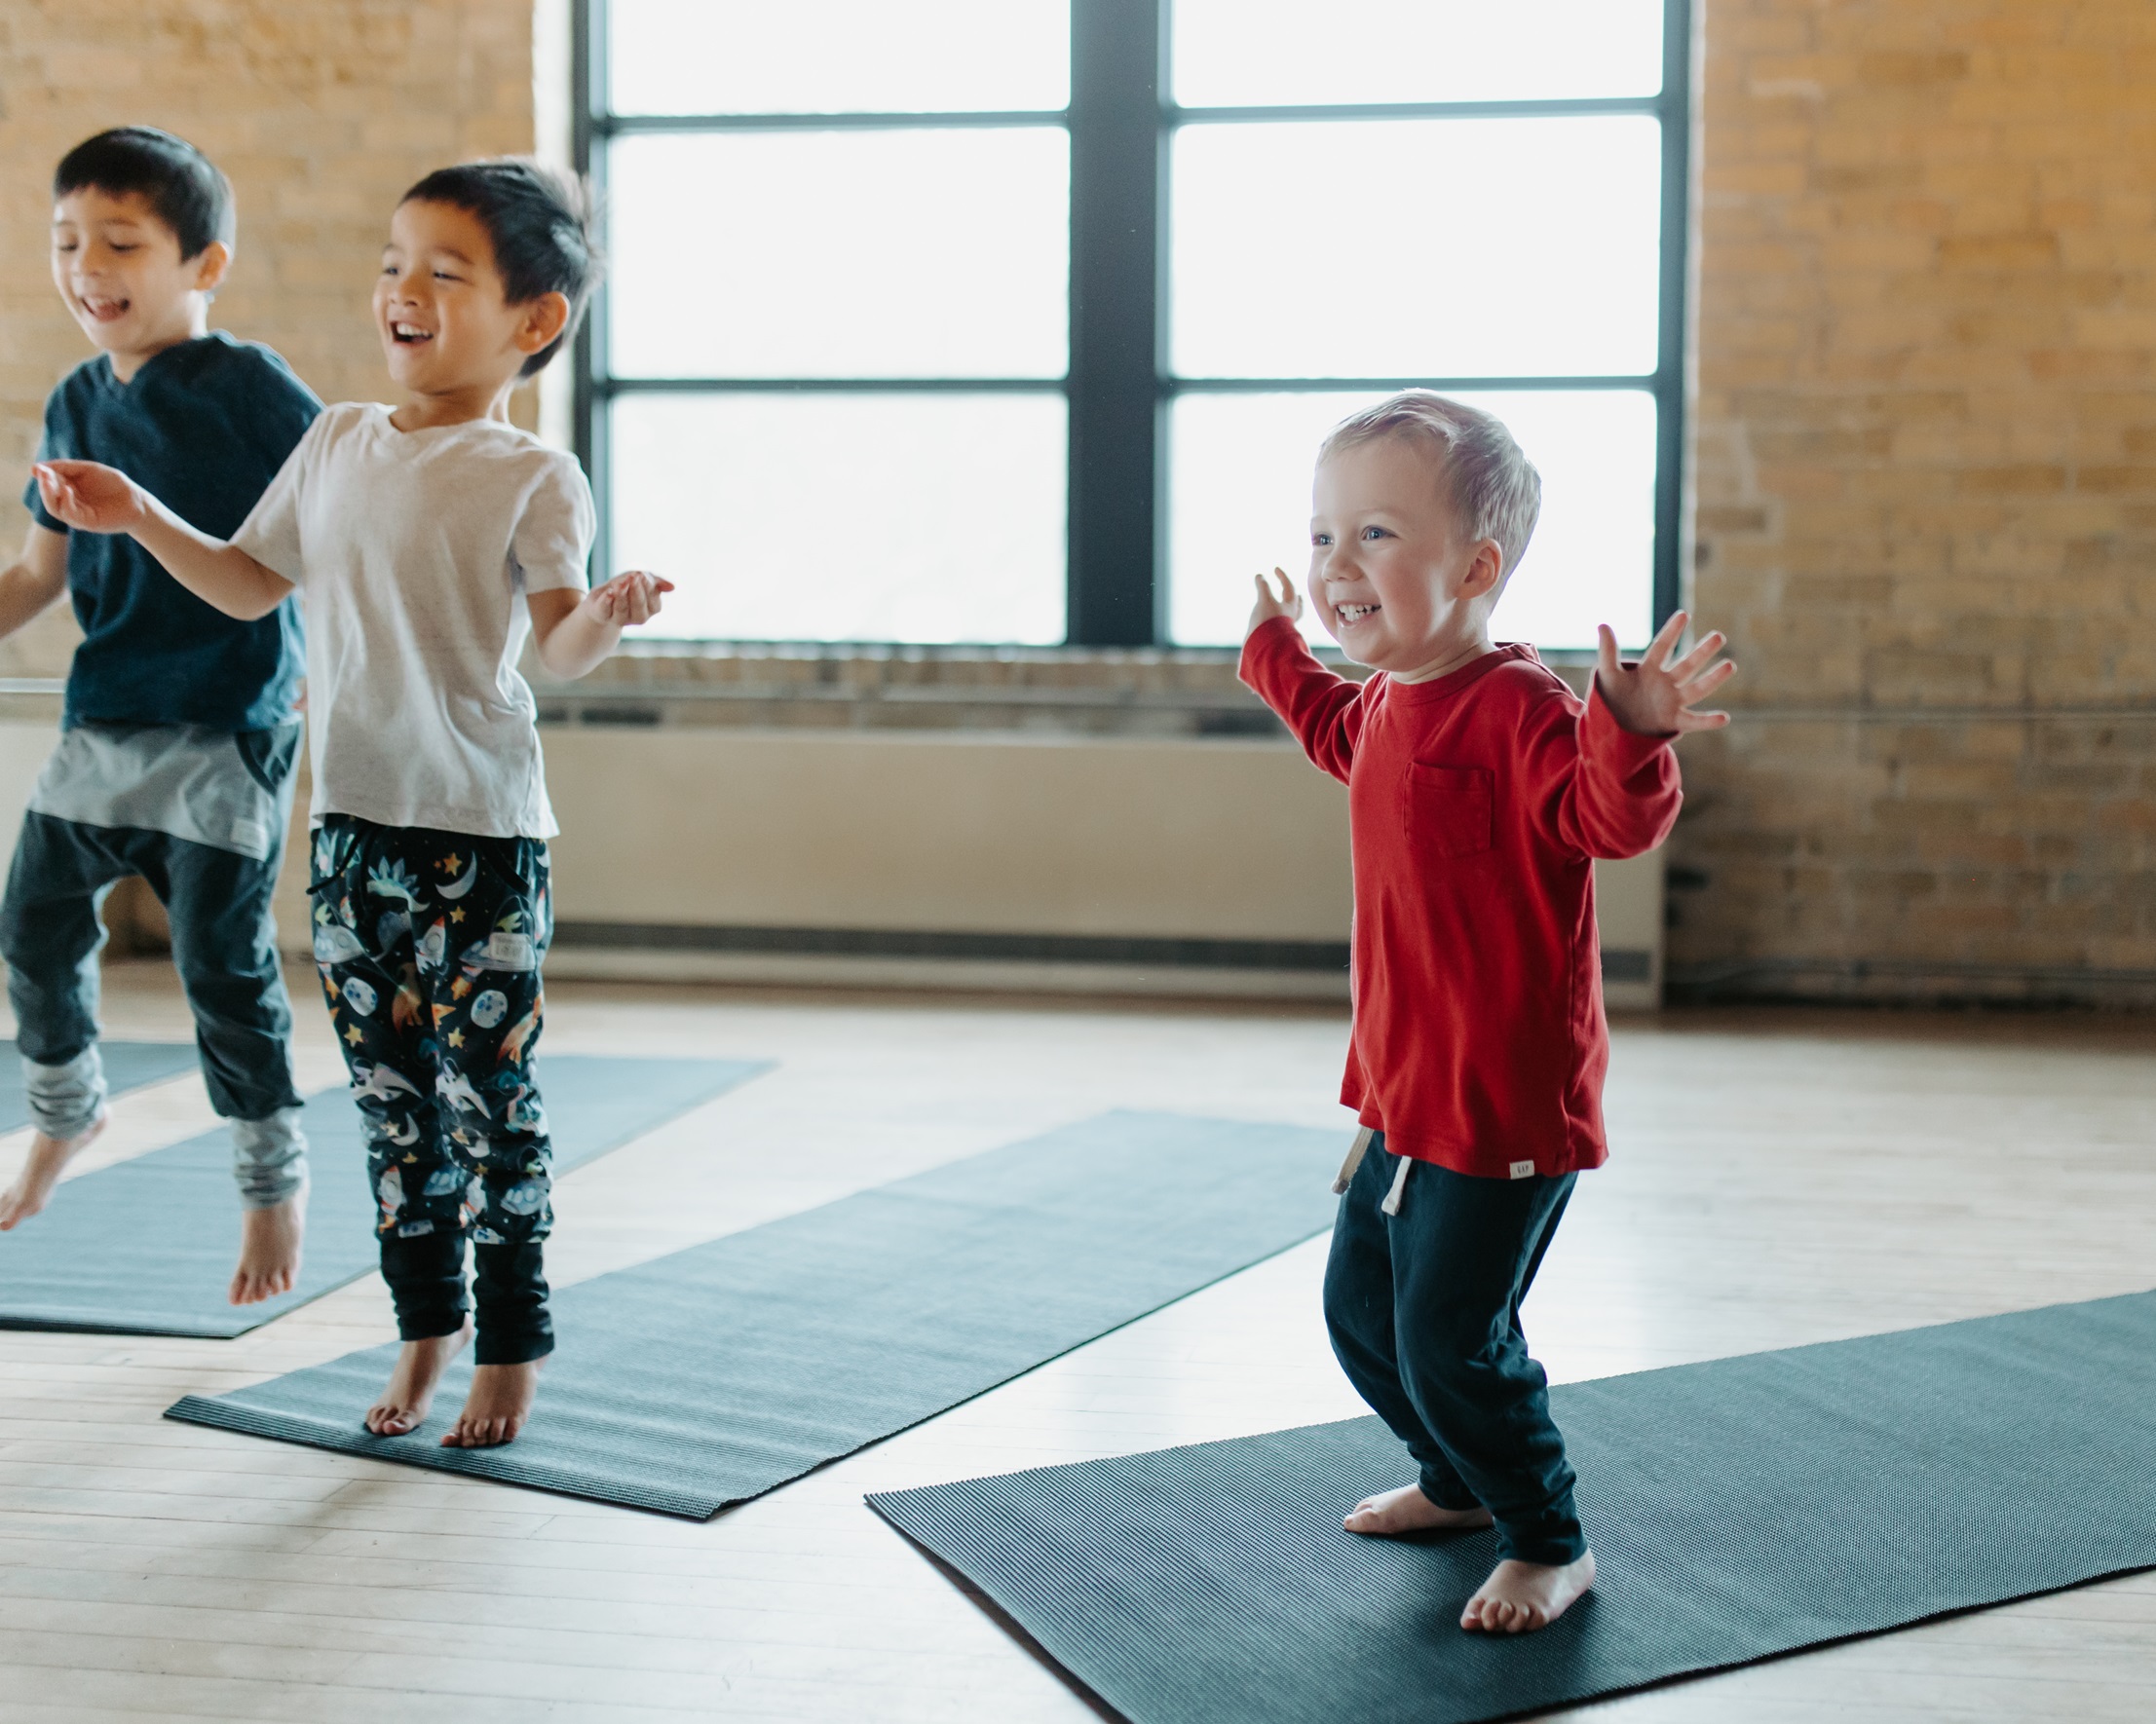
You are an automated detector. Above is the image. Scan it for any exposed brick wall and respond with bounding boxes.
[1676,0,2156,1002]
[0,0,537,681]
[6,2,2148,1001]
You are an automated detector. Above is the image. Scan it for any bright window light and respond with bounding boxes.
[608,130,1070,380]
[1171,116,1663,380]
[1167,390,1657,653]
[1172,0,1664,107]
[594,3,1675,647]
[609,0,1071,115]
[611,393,1069,645]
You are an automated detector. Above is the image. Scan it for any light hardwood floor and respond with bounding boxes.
[3,965,2153,1722]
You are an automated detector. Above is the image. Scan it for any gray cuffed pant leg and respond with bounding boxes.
[231,1106,308,1209]
[22,1045,105,1141]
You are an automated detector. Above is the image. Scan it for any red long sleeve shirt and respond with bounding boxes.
[1241,618,1683,1179]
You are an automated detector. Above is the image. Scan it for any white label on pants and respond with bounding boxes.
[1509,1159,1535,1180]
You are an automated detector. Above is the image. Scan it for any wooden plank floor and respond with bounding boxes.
[3,964,2153,1722]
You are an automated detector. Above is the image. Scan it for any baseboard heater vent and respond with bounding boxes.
[551,921,1348,972]
[554,921,1653,984]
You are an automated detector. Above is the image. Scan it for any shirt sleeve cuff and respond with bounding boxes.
[21,481,60,535]
[1584,675,1680,771]
[1237,614,1309,683]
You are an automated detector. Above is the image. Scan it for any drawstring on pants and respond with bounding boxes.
[1381,1154,1412,1217]
[1331,1125,1413,1217]
[1332,1126,1374,1194]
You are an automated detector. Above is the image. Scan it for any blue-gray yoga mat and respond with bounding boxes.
[0,1037,201,1135]
[868,1292,2156,1724]
[166,1110,1343,1516]
[0,1054,769,1337]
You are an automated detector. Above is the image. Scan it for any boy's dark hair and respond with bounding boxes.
[54,127,236,261]
[400,159,601,378]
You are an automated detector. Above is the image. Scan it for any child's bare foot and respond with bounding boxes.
[1344,1482,1495,1536]
[364,1324,473,1436]
[229,1194,307,1305]
[441,1359,544,1448]
[0,1112,107,1229]
[1460,1550,1597,1633]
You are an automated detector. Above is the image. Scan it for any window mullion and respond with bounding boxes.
[574,0,609,581]
[1066,0,1164,648]
[1652,0,1693,631]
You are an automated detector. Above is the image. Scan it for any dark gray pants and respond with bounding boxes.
[1323,1134,1585,1564]
[0,812,305,1204]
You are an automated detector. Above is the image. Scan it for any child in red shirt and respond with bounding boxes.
[1240,392,1735,1635]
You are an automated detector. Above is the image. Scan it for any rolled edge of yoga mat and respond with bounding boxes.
[166,1390,728,1518]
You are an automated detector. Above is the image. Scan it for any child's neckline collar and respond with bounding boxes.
[1378,643,1540,703]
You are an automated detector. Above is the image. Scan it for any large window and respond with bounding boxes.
[579,0,1688,649]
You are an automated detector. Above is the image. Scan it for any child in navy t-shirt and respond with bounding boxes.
[0,129,320,1307]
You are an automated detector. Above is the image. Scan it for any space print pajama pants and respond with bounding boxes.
[309,813,555,1365]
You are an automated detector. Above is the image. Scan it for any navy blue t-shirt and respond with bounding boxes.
[24,332,320,731]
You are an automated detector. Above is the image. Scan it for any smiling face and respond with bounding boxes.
[374,198,568,413]
[50,187,226,375]
[1307,433,1506,678]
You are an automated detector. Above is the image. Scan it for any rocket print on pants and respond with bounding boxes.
[310,816,554,1249]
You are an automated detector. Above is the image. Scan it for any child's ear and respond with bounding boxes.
[191,241,232,297]
[1463,538,1506,600]
[514,291,573,360]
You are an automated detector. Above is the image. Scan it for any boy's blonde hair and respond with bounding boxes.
[1319,392,1543,581]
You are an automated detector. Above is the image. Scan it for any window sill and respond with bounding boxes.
[527,638,1594,733]
[529,638,1297,735]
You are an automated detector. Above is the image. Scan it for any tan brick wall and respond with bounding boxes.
[7,1,2149,1002]
[1676,0,2156,1002]
[0,0,539,681]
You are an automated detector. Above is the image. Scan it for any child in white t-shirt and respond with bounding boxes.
[35,160,671,1449]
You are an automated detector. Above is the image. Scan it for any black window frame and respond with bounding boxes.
[574,0,1691,648]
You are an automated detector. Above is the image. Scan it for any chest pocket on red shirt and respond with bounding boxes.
[1403,763,1494,859]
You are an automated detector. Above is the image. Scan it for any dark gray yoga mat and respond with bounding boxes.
[0,1054,768,1337]
[868,1292,2156,1724]
[166,1109,1343,1516]
[0,1037,201,1135]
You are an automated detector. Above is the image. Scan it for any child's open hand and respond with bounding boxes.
[1594,611,1736,737]
[1247,567,1303,636]
[33,461,148,537]
[584,570,674,629]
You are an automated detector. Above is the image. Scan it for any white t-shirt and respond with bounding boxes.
[233,401,593,839]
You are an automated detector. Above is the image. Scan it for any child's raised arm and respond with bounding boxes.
[527,570,675,681]
[33,459,292,621]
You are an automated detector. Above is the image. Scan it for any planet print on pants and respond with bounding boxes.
[471,989,510,1030]
[342,978,379,1017]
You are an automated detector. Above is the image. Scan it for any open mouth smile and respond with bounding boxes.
[1336,603,1381,624]
[78,294,131,323]
[390,322,435,346]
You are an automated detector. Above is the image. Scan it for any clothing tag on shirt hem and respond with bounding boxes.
[1508,1159,1535,1181]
